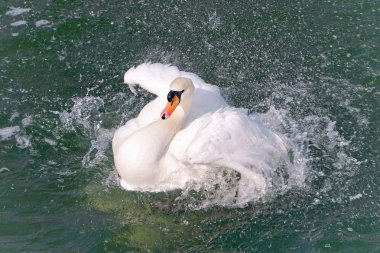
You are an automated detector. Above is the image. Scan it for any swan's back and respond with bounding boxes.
[166,108,290,191]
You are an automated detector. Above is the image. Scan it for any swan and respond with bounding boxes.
[112,63,290,192]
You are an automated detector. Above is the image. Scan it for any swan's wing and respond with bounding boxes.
[180,70,228,122]
[123,62,227,123]
[124,63,227,103]
[186,87,227,124]
[124,63,181,97]
[168,108,289,180]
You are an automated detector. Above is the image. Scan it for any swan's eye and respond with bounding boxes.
[167,90,185,102]
[167,91,175,102]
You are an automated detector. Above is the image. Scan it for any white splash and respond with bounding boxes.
[82,128,114,168]
[21,116,33,127]
[0,167,10,173]
[44,138,57,146]
[55,95,115,168]
[5,7,31,16]
[176,107,310,208]
[58,96,105,133]
[35,20,50,27]
[0,125,31,149]
[10,20,27,27]
[0,126,20,140]
[208,11,221,30]
[9,112,20,122]
[349,193,363,201]
[15,134,31,149]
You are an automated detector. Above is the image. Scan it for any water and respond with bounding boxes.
[0,0,379,252]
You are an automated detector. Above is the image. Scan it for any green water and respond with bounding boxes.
[0,0,379,252]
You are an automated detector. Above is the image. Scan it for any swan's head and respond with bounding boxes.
[160,77,194,120]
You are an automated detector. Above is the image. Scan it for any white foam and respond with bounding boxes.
[15,134,31,149]
[208,11,221,30]
[0,126,20,140]
[0,167,10,173]
[44,138,57,146]
[9,112,20,122]
[47,160,57,165]
[5,7,31,16]
[175,107,310,208]
[21,116,33,127]
[10,20,27,27]
[0,124,31,149]
[35,20,50,27]
[102,169,121,188]
[56,169,76,176]
[349,193,363,201]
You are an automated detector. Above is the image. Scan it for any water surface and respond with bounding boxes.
[0,0,379,252]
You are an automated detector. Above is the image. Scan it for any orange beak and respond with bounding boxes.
[160,94,180,120]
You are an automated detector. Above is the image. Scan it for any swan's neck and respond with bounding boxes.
[156,104,187,146]
[167,104,187,131]
[114,94,193,188]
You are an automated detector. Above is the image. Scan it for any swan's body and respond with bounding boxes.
[112,63,290,192]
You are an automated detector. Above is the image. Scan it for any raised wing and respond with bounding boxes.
[123,63,228,122]
[124,63,181,97]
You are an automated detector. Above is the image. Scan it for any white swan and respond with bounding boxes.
[112,63,290,192]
